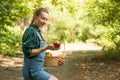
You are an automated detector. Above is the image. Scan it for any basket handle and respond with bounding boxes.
[62,41,66,58]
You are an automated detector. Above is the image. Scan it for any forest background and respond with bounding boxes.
[0,0,120,60]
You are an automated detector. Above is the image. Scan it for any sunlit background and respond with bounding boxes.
[0,0,120,62]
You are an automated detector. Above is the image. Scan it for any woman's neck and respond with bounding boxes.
[33,22,40,28]
[33,22,43,31]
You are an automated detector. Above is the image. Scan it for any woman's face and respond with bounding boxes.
[35,11,49,29]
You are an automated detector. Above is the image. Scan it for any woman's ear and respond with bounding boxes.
[33,15,37,23]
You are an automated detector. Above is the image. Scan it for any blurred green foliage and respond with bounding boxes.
[0,26,22,56]
[0,0,36,56]
[0,0,120,58]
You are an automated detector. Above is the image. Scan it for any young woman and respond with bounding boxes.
[22,7,64,80]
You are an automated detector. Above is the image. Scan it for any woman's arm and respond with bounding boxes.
[29,47,47,57]
[29,44,60,58]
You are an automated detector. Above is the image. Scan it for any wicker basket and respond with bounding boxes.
[44,56,63,67]
[44,43,66,67]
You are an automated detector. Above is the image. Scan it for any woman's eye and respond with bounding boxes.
[40,17,44,20]
[41,17,48,21]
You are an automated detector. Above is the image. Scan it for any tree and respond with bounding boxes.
[0,0,40,56]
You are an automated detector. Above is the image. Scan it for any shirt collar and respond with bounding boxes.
[30,24,41,32]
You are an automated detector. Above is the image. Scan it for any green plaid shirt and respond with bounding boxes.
[22,24,43,58]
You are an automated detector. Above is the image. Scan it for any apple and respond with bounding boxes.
[53,41,61,48]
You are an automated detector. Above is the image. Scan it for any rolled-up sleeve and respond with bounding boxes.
[22,28,35,58]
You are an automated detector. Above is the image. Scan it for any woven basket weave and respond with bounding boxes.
[44,43,66,67]
[44,56,62,67]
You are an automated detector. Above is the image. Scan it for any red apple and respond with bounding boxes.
[53,41,61,48]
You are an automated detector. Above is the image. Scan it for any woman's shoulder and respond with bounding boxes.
[25,25,35,31]
[23,26,35,36]
[27,25,34,30]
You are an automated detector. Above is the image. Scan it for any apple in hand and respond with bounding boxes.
[53,41,61,48]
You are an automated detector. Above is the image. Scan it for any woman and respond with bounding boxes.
[22,7,64,80]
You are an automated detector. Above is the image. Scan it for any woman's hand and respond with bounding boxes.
[46,44,60,50]
[58,57,65,66]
